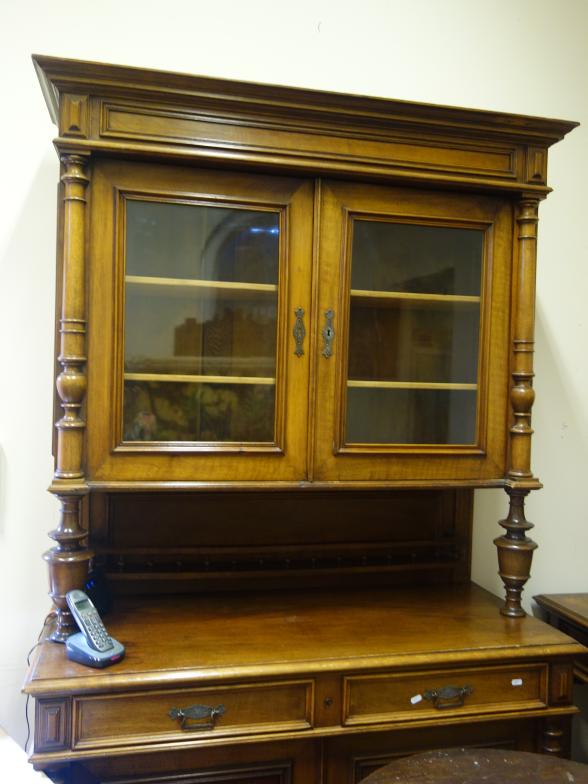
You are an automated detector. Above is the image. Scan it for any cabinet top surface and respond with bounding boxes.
[32,53,577,145]
[25,584,584,696]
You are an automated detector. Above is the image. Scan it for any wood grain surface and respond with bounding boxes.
[25,584,584,696]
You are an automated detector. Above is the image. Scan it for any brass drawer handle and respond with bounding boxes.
[169,703,225,731]
[293,307,306,357]
[423,685,473,710]
[322,309,335,358]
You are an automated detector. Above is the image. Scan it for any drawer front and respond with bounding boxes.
[73,680,314,750]
[343,664,548,726]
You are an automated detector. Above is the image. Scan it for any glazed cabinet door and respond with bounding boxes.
[87,161,313,482]
[313,180,513,483]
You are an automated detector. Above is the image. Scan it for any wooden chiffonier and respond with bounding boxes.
[25,56,583,783]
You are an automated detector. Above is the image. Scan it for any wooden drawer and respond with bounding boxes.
[73,679,314,750]
[343,663,548,727]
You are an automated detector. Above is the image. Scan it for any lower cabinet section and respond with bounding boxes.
[64,739,318,784]
[44,716,572,784]
[95,762,292,784]
[325,718,541,783]
[27,589,583,784]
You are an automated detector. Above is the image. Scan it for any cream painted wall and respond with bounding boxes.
[1,0,587,754]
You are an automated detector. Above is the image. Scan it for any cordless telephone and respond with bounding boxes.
[65,590,125,668]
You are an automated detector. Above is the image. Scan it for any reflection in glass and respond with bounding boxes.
[125,287,277,378]
[126,200,279,284]
[345,218,484,445]
[348,302,479,384]
[123,199,280,443]
[124,381,275,442]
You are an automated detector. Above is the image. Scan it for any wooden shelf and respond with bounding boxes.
[350,289,480,308]
[126,275,278,297]
[347,380,477,391]
[125,372,276,385]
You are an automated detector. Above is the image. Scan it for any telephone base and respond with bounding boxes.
[66,632,125,668]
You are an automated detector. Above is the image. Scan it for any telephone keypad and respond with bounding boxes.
[82,613,113,651]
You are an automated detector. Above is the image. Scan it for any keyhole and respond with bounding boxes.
[324,697,333,708]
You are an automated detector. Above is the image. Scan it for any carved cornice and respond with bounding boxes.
[33,54,578,148]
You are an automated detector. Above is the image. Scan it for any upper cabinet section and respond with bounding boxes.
[33,55,577,194]
[35,56,577,489]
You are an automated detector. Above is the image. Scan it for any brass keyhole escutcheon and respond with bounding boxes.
[322,309,335,358]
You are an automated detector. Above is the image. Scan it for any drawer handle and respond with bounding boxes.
[423,685,474,710]
[168,703,225,731]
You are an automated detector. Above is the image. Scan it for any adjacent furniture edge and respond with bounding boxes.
[535,594,588,683]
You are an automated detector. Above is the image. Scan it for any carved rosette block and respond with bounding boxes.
[496,198,540,617]
[45,154,93,642]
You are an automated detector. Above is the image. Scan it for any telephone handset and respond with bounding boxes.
[67,589,113,651]
[65,589,125,668]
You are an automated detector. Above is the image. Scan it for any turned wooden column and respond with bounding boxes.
[495,197,541,617]
[45,154,93,642]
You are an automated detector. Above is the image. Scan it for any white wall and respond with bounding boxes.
[1,0,587,753]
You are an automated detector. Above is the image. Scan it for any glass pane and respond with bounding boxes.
[348,302,479,384]
[123,199,280,443]
[347,388,477,444]
[125,287,277,378]
[123,381,275,442]
[351,221,482,295]
[126,200,279,284]
[346,218,484,446]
